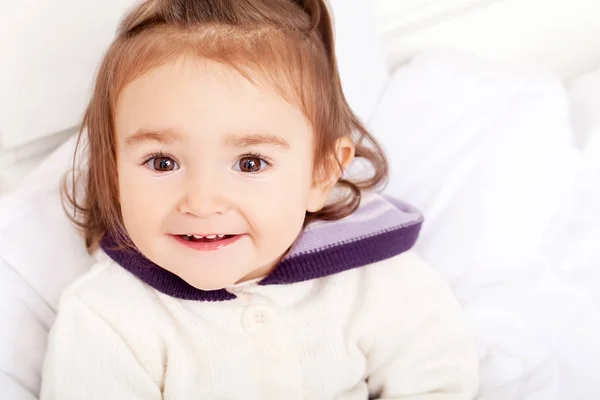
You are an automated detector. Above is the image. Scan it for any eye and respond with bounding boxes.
[145,156,180,172]
[234,156,269,173]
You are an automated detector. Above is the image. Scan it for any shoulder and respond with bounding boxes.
[361,251,449,292]
[357,251,465,320]
[354,251,474,346]
[56,252,167,331]
[323,250,449,294]
[323,250,458,314]
[62,252,151,301]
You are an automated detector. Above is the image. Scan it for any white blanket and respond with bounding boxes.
[370,51,599,400]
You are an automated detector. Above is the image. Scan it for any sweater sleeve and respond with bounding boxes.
[363,252,480,400]
[40,293,162,400]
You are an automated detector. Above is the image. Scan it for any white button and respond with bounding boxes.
[242,305,276,334]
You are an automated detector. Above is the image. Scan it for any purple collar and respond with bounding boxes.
[100,194,423,302]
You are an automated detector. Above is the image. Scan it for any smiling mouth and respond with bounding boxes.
[179,234,235,243]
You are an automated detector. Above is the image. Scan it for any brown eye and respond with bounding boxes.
[235,156,268,173]
[146,156,179,172]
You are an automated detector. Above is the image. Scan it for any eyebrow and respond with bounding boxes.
[224,132,290,151]
[124,129,290,150]
[124,129,182,146]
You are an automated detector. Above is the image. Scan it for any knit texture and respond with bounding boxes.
[41,251,480,399]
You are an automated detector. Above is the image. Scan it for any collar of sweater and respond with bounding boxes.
[100,193,423,302]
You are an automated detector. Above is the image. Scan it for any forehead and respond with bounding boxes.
[115,57,311,143]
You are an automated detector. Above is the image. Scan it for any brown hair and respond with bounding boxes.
[64,0,389,253]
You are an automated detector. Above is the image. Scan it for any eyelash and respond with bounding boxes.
[141,151,272,172]
[241,152,271,165]
[143,151,168,163]
[233,152,272,174]
[142,151,173,165]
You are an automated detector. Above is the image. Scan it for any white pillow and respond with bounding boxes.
[0,0,132,149]
[0,0,388,150]
[0,136,92,398]
[329,0,390,123]
[372,50,580,290]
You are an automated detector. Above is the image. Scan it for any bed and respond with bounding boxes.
[1,0,599,399]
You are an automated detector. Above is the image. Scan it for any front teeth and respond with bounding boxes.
[184,234,227,240]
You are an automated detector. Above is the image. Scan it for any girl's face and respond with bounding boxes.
[115,57,331,290]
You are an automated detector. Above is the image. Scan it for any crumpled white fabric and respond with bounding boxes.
[371,50,596,399]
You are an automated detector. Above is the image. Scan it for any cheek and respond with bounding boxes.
[245,162,313,236]
[117,162,174,235]
[118,169,147,238]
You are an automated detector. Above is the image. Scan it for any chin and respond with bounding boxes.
[169,259,256,291]
[182,274,239,292]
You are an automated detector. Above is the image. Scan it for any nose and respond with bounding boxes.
[177,167,230,218]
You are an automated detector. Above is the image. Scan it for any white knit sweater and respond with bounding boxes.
[41,251,479,399]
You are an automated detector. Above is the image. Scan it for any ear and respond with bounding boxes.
[306,136,356,212]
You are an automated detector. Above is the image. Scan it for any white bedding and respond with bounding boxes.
[370,52,599,400]
[477,69,600,400]
[533,70,600,400]
[547,67,600,306]
[375,0,600,81]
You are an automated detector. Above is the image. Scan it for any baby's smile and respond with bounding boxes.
[171,233,243,251]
